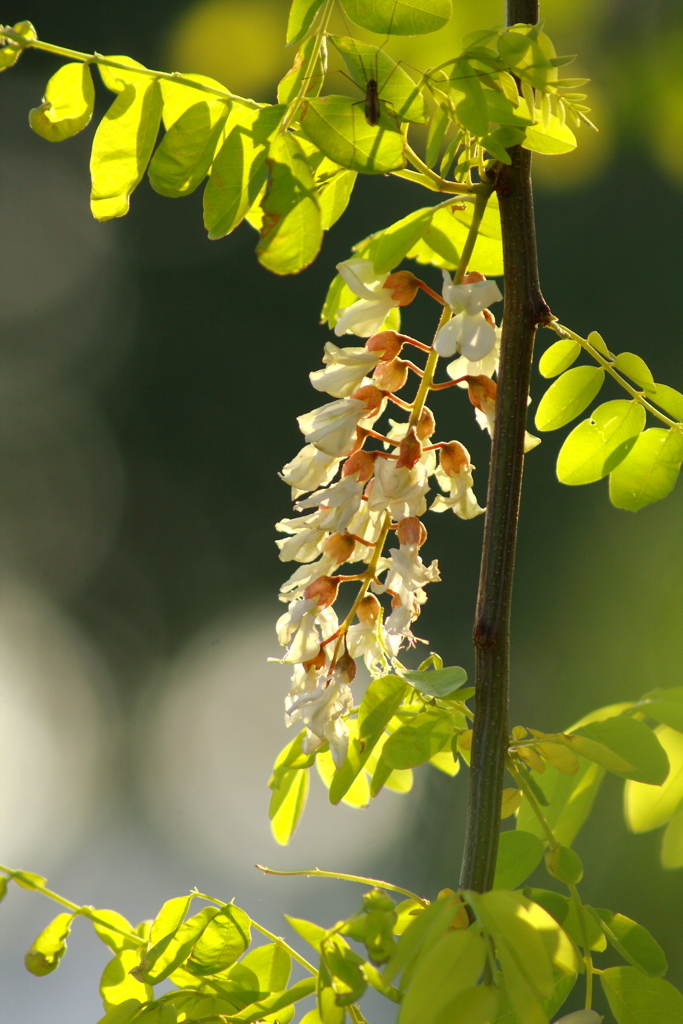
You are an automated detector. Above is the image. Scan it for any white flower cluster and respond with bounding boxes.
[274,259,506,768]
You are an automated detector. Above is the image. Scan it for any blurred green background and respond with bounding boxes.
[0,0,682,1020]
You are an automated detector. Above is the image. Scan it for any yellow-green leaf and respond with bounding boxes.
[29,62,95,141]
[493,831,544,890]
[538,338,581,378]
[25,912,73,976]
[557,400,646,485]
[186,903,251,976]
[270,766,309,845]
[91,909,140,953]
[565,715,669,785]
[90,78,163,220]
[300,95,405,174]
[398,928,487,1024]
[625,726,683,834]
[661,806,683,869]
[256,132,323,275]
[535,366,604,431]
[149,95,229,198]
[600,966,683,1024]
[100,949,152,1010]
[609,428,683,511]
[614,352,656,394]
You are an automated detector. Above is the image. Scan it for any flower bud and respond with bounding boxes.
[334,651,357,683]
[483,308,496,326]
[439,441,471,477]
[461,271,486,284]
[357,593,381,624]
[350,384,385,415]
[396,427,422,469]
[365,330,403,362]
[397,516,427,547]
[465,374,497,411]
[304,575,340,609]
[383,271,420,306]
[342,449,377,481]
[373,358,409,393]
[416,407,436,440]
[323,531,356,564]
[303,648,327,672]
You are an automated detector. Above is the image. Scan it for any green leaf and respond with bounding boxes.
[91,909,140,953]
[136,906,220,984]
[430,985,499,1024]
[318,739,371,808]
[451,67,489,137]
[287,0,326,46]
[661,805,683,869]
[338,0,452,36]
[544,844,583,885]
[356,207,435,274]
[29,62,95,141]
[601,966,683,1024]
[317,167,356,230]
[626,726,683,833]
[0,877,7,902]
[329,36,428,124]
[382,710,454,769]
[149,94,229,198]
[594,909,667,977]
[614,352,656,394]
[256,133,323,275]
[557,400,646,485]
[236,943,292,992]
[481,127,525,164]
[403,665,467,698]
[538,338,581,378]
[535,366,604,431]
[517,758,604,848]
[0,20,37,70]
[100,949,152,1010]
[384,894,460,984]
[586,329,610,356]
[270,766,309,845]
[97,56,147,94]
[270,730,317,790]
[220,979,317,1023]
[329,674,406,804]
[90,77,163,221]
[204,105,285,240]
[159,74,232,129]
[150,896,194,946]
[95,1000,144,1024]
[565,715,669,785]
[493,831,544,890]
[408,199,503,276]
[425,104,449,168]
[524,888,605,952]
[300,96,405,174]
[651,384,683,422]
[25,912,73,976]
[186,903,251,975]
[522,115,577,155]
[609,428,683,511]
[398,928,487,1024]
[278,34,326,104]
[12,870,47,890]
[285,915,327,952]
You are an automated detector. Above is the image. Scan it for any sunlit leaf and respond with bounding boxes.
[278,34,327,104]
[29,63,95,141]
[661,806,683,869]
[25,913,73,976]
[317,167,356,230]
[100,949,152,1010]
[300,95,405,174]
[594,910,667,977]
[524,888,605,952]
[626,726,683,833]
[329,36,427,124]
[535,366,604,431]
[236,943,292,992]
[95,1000,143,1024]
[329,674,406,804]
[538,338,581,378]
[557,400,646,485]
[285,915,326,952]
[0,20,37,71]
[97,56,147,93]
[609,428,683,511]
[493,831,544,890]
[270,766,309,845]
[398,927,487,1024]
[382,710,454,769]
[384,894,462,984]
[90,77,163,221]
[150,896,193,946]
[185,903,251,975]
[544,844,583,885]
[600,966,683,1024]
[91,909,140,953]
[564,715,669,785]
[339,0,452,36]
[149,91,229,198]
[136,906,220,984]
[204,105,285,240]
[614,352,656,394]
[403,666,467,698]
[257,132,323,274]
[651,384,683,423]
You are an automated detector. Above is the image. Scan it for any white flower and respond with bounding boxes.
[297,389,385,457]
[431,442,485,519]
[346,620,391,677]
[345,503,384,561]
[285,662,321,718]
[295,474,364,532]
[435,270,502,361]
[287,659,355,767]
[334,258,398,338]
[280,444,341,499]
[367,459,429,520]
[309,342,381,398]
[383,544,441,595]
[279,552,340,601]
[276,598,338,664]
[275,512,328,563]
[446,328,501,385]
[384,596,425,655]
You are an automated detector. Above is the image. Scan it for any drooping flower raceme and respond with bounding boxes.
[274,258,539,767]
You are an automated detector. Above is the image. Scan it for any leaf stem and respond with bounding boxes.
[0,26,259,107]
[280,0,335,132]
[552,321,681,430]
[255,865,429,907]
